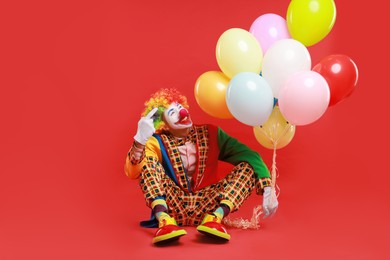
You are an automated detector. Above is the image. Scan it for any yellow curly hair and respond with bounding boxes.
[142,88,189,133]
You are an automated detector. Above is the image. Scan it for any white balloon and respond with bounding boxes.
[226,72,274,126]
[262,39,311,98]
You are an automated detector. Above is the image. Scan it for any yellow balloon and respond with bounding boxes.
[194,71,233,119]
[253,106,296,149]
[286,0,336,46]
[216,28,263,79]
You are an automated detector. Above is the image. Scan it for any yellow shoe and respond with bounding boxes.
[196,214,231,241]
[152,216,187,244]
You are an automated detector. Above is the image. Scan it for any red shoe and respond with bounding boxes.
[153,216,187,244]
[196,214,231,241]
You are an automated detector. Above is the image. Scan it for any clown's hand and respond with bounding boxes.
[134,108,158,145]
[262,186,278,219]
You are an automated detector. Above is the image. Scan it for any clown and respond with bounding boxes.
[125,88,278,244]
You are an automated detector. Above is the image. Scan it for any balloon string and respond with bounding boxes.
[272,145,277,187]
[222,204,263,230]
[257,121,292,150]
[265,123,291,194]
[271,123,292,198]
[271,145,280,198]
[275,123,293,145]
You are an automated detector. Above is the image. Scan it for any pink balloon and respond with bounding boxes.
[249,13,291,54]
[278,71,330,126]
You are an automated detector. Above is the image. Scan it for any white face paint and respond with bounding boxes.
[163,102,193,130]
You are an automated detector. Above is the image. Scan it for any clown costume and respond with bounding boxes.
[125,88,278,244]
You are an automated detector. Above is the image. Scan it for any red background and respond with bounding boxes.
[1,0,389,259]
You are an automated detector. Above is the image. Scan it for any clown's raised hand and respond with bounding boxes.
[134,108,158,145]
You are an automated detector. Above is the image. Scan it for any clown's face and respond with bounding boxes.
[163,102,192,130]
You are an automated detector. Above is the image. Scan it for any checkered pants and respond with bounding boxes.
[139,158,261,226]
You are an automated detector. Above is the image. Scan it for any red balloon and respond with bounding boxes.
[312,54,358,106]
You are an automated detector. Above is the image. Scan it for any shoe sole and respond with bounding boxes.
[196,225,231,241]
[153,229,187,244]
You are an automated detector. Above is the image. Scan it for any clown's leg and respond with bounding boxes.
[197,162,257,241]
[139,158,187,244]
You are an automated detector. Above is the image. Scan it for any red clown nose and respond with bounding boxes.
[179,109,188,118]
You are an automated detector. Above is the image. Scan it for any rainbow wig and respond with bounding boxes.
[142,88,189,133]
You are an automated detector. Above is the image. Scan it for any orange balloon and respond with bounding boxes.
[253,106,296,149]
[194,71,233,119]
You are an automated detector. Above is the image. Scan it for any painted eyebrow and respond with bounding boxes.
[167,108,174,115]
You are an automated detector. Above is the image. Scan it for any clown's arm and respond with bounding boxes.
[124,137,162,179]
[217,127,271,186]
[124,108,162,179]
[217,127,278,217]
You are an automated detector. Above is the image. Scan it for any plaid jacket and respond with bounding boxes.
[125,124,271,192]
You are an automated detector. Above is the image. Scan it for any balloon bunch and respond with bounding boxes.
[194,0,358,153]
[194,1,358,227]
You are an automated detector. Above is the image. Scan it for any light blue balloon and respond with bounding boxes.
[226,72,274,126]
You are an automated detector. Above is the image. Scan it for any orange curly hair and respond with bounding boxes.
[142,88,189,133]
